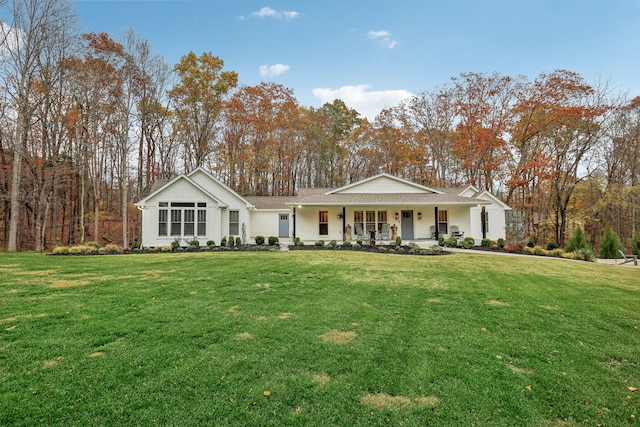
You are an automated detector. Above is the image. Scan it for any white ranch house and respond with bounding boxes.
[135,167,510,248]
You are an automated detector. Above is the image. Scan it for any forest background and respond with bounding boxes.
[1,0,639,252]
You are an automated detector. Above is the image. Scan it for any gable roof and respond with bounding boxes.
[186,167,254,209]
[135,173,229,208]
[328,173,444,195]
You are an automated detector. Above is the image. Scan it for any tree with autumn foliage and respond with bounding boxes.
[169,51,238,171]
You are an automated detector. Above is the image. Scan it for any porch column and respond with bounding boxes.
[481,205,486,239]
[292,207,296,239]
[342,206,346,241]
[434,206,439,240]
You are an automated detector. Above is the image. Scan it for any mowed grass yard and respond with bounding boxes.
[0,251,638,426]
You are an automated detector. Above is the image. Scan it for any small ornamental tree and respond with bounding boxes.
[599,226,623,259]
[565,225,589,253]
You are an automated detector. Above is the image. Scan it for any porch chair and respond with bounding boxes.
[354,223,368,240]
[450,225,464,239]
[379,223,390,240]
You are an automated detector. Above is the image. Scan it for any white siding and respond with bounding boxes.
[337,176,434,194]
[250,210,284,240]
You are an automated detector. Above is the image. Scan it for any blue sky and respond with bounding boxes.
[76,0,640,120]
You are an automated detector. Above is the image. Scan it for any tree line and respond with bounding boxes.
[1,0,639,252]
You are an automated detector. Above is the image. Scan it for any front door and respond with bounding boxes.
[401,210,413,240]
[279,213,289,238]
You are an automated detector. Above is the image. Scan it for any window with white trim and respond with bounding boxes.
[158,202,207,237]
[318,211,328,235]
[229,210,239,236]
[438,210,448,234]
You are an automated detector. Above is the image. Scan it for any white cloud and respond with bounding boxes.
[367,29,397,49]
[0,22,23,58]
[259,64,290,78]
[312,85,413,121]
[251,7,300,21]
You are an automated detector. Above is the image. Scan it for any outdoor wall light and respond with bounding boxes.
[418,212,422,220]
[395,212,399,221]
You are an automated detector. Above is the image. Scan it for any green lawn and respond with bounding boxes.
[1,251,638,426]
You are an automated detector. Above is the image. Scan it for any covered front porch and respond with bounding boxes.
[291,204,487,243]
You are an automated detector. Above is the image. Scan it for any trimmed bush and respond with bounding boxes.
[189,240,200,248]
[329,240,337,247]
[546,241,559,251]
[599,226,623,259]
[395,236,402,246]
[220,237,227,247]
[356,239,363,246]
[255,236,265,245]
[342,241,352,247]
[526,240,535,248]
[497,238,505,248]
[268,236,279,246]
[446,237,457,247]
[438,235,445,246]
[161,245,173,252]
[481,238,491,247]
[171,239,180,249]
[295,239,304,246]
[463,237,475,249]
[315,240,325,247]
[207,240,216,248]
[235,237,242,246]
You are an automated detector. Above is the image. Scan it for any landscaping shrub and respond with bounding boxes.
[395,236,402,246]
[329,240,337,247]
[599,226,623,259]
[446,237,457,247]
[438,235,445,246]
[565,225,589,253]
[497,238,505,248]
[189,240,200,248]
[369,237,376,246]
[102,244,122,254]
[356,239,363,246]
[463,237,475,249]
[255,236,265,245]
[577,248,595,261]
[235,237,242,246]
[85,241,101,249]
[342,241,352,247]
[632,231,640,257]
[268,236,279,246]
[546,241,559,251]
[220,237,227,247]
[206,240,216,248]
[550,248,565,258]
[481,238,491,247]
[315,240,325,247]
[533,246,546,256]
[505,244,519,253]
[171,239,180,250]
[160,245,172,252]
[295,239,304,246]
[228,236,235,247]
[293,237,300,245]
[52,246,69,255]
[526,240,535,248]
